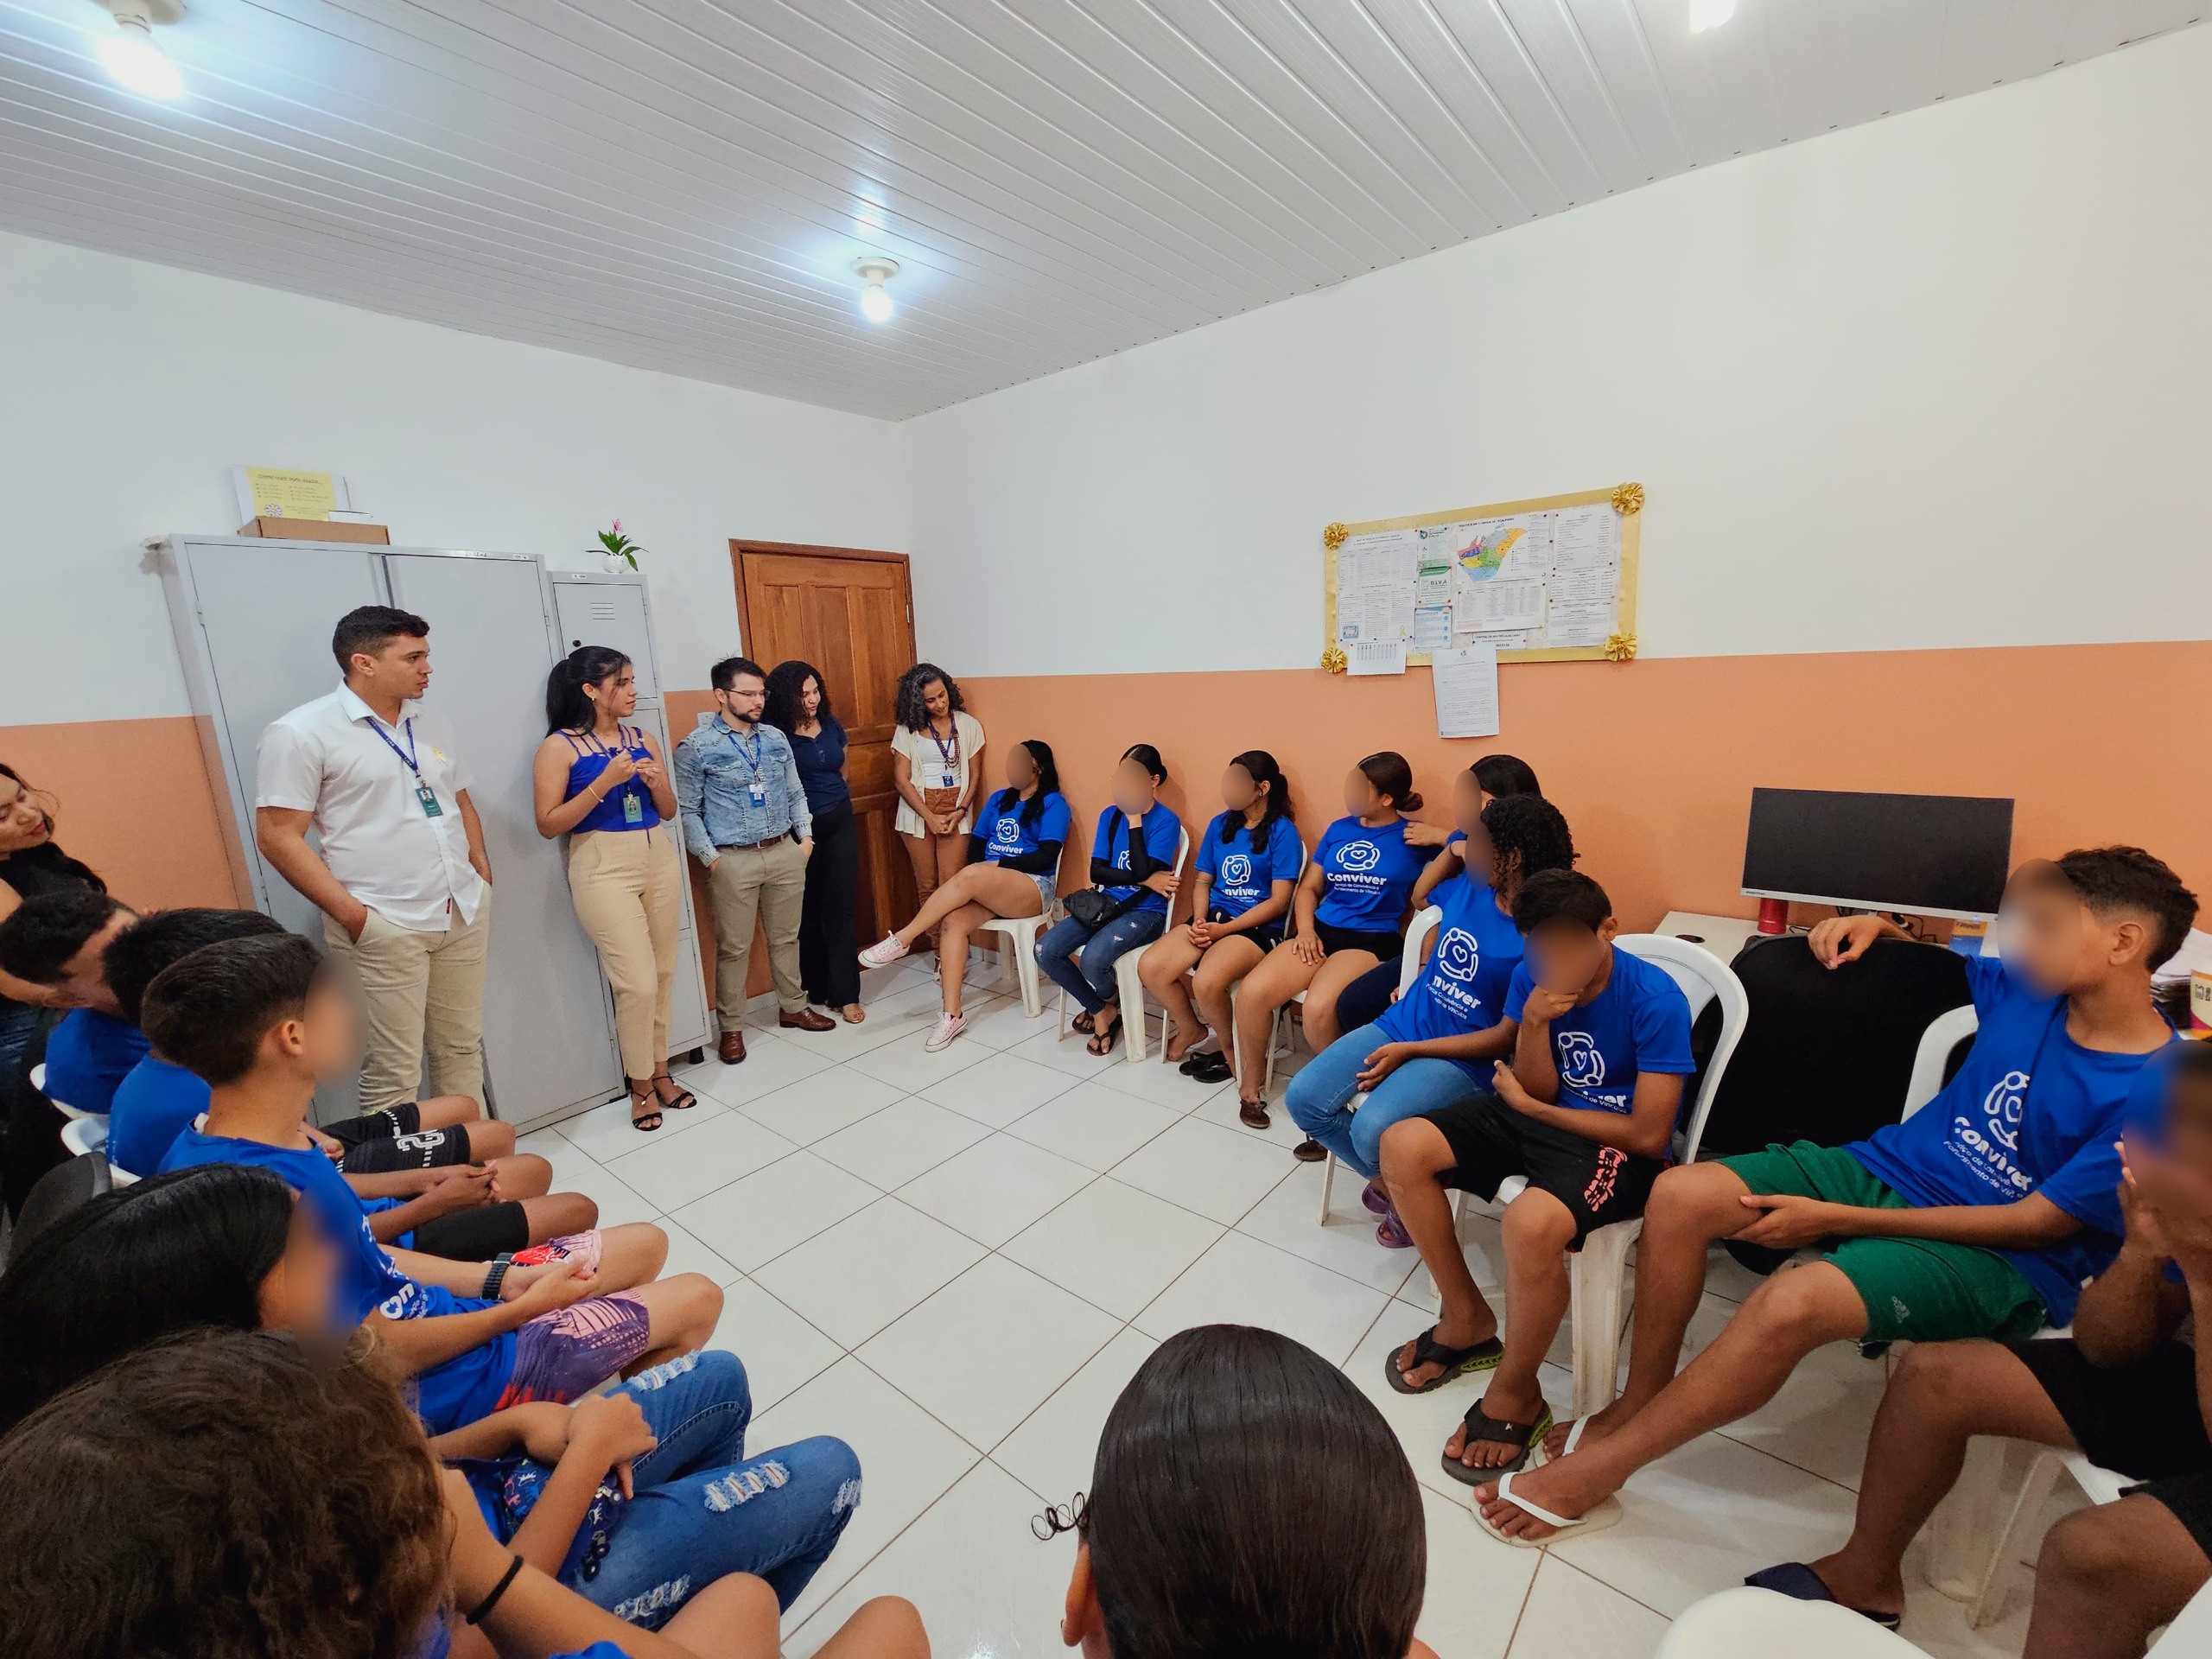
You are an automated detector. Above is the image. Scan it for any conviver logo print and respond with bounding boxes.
[1337,840,1382,873]
[993,816,1022,847]
[1433,929,1481,982]
[1947,1069,2035,1195]
[1218,853,1253,887]
[1557,1030,1606,1089]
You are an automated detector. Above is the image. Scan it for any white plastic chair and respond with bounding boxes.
[1656,1586,1923,1657]
[1149,836,1308,1067]
[57,1113,136,1185]
[1318,904,1440,1220]
[975,842,1070,1019]
[30,1061,92,1122]
[1052,825,1191,1054]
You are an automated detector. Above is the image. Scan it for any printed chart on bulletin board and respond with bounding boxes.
[1324,483,1642,666]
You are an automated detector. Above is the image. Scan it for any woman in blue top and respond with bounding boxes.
[1230,753,1447,1128]
[1139,751,1302,1084]
[766,660,864,1026]
[860,739,1071,1052]
[534,647,689,1132]
[1034,744,1184,1058]
[1284,791,1579,1236]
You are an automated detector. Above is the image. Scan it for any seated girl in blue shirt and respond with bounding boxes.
[860,738,1072,1052]
[0,1166,925,1659]
[1034,744,1184,1058]
[1229,753,1447,1128]
[1138,750,1303,1085]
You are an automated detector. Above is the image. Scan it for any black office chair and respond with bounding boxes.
[12,1149,112,1253]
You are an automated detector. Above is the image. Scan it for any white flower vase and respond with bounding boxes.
[601,552,631,574]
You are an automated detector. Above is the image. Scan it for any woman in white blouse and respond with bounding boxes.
[890,663,985,965]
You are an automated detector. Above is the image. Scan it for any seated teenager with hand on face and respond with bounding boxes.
[861,738,1071,1052]
[147,931,721,1433]
[1231,753,1446,1133]
[1477,846,2198,1546]
[1034,745,1183,1058]
[1284,790,1580,1243]
[1749,1041,2212,1655]
[1140,750,1301,1083]
[1377,868,1693,1483]
[0,887,144,1113]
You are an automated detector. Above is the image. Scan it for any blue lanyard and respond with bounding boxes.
[718,722,764,777]
[366,716,422,778]
[929,723,959,766]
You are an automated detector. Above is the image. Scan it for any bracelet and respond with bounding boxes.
[465,1554,524,1625]
[480,1251,517,1300]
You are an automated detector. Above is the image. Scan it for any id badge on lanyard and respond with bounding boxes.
[416,781,443,818]
[621,789,645,825]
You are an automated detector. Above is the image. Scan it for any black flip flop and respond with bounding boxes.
[1071,1010,1096,1035]
[1186,1052,1235,1084]
[1386,1326,1505,1395]
[1086,1018,1122,1058]
[651,1075,698,1111]
[1743,1563,1903,1630]
[1440,1399,1554,1485]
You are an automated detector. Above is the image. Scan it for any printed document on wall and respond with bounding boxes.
[1432,642,1500,740]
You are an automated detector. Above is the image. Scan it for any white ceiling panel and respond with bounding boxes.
[0,0,2198,418]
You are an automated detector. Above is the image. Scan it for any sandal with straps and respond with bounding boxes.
[1386,1326,1504,1395]
[627,1079,664,1134]
[650,1072,698,1112]
[1440,1398,1554,1484]
[1086,1013,1122,1058]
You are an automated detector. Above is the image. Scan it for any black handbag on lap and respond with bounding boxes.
[1066,809,1154,928]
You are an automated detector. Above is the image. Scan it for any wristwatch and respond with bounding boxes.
[480,1251,518,1300]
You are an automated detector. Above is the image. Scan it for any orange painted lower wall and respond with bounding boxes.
[957,640,2209,933]
[6,641,2202,956]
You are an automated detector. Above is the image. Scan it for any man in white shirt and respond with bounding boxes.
[255,606,494,1114]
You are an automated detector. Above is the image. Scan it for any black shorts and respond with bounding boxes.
[332,1103,474,1174]
[1421,1095,1663,1249]
[2012,1338,2212,1558]
[409,1199,531,1261]
[1207,907,1283,952]
[1312,921,1403,961]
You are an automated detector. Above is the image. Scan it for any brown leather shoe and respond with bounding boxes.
[718,1029,747,1065]
[779,1007,836,1033]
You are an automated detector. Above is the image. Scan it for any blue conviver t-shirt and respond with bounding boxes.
[974,789,1072,862]
[1373,875,1525,1080]
[106,1052,210,1176]
[42,1007,151,1116]
[1196,812,1304,920]
[158,1127,516,1431]
[1093,805,1184,913]
[1503,948,1696,1116]
[1848,955,2164,1326]
[1311,816,1427,931]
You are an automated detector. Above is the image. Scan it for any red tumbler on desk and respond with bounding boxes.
[1756,897,1789,936]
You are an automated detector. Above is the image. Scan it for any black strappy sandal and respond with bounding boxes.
[1086,1013,1122,1057]
[1742,1564,1903,1630]
[1440,1399,1554,1484]
[650,1072,698,1112]
[1386,1326,1505,1395]
[1071,1010,1096,1035]
[627,1080,663,1134]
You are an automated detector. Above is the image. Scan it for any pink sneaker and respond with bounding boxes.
[924,1012,969,1052]
[857,935,911,969]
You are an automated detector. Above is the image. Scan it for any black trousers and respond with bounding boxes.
[800,798,862,1007]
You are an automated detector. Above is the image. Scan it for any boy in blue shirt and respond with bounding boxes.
[1748,1043,2212,1650]
[1478,845,2196,1547]
[0,887,144,1113]
[144,931,721,1433]
[1375,869,1694,1480]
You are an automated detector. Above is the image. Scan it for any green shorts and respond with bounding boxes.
[1719,1141,2049,1344]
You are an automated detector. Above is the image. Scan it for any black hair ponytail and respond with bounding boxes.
[1011,739,1061,830]
[1224,749,1293,848]
[545,646,631,734]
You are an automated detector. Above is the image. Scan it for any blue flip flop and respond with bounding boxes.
[1744,1562,1903,1630]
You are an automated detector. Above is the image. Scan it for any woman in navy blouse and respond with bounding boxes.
[765,661,863,1025]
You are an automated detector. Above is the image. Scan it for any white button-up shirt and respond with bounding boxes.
[256,683,486,932]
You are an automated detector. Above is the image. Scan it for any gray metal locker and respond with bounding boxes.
[159,535,629,1131]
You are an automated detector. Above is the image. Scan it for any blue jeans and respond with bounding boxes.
[1283,1022,1487,1180]
[1035,908,1165,1017]
[539,1351,861,1625]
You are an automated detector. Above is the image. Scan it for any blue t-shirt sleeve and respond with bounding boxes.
[1195,816,1224,880]
[2034,1134,2127,1235]
[1270,817,1304,880]
[1038,793,1071,845]
[1629,972,1697,1076]
[1146,808,1183,868]
[1965,953,2012,1017]
[1504,961,1535,1024]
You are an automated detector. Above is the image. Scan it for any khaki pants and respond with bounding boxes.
[706,837,809,1020]
[324,892,491,1114]
[900,829,971,950]
[568,827,683,1081]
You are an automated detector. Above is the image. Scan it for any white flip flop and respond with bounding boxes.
[1471,1471,1624,1550]
[1530,1414,1590,1468]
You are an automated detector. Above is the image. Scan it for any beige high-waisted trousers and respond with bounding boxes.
[567,826,683,1080]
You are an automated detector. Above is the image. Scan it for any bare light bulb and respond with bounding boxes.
[1688,0,1737,31]
[98,16,182,99]
[853,256,899,324]
[860,283,894,323]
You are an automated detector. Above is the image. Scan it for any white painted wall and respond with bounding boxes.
[0,231,907,726]
[901,27,2212,676]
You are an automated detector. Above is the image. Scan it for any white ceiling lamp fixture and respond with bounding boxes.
[1688,0,1738,32]
[90,0,187,99]
[853,256,899,323]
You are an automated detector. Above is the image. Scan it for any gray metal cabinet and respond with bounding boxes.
[159,535,637,1130]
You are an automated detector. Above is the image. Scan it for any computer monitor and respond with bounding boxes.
[1741,787,2014,920]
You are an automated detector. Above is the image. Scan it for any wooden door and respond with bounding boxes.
[732,542,916,946]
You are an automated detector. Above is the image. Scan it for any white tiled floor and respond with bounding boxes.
[516,959,2039,1659]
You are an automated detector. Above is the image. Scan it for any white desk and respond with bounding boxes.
[1655,911,1770,963]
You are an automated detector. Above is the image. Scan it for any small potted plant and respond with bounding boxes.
[595,519,645,573]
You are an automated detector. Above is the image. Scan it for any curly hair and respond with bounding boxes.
[0,1328,448,1659]
[894,662,963,733]
[1479,793,1576,893]
[762,659,834,735]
